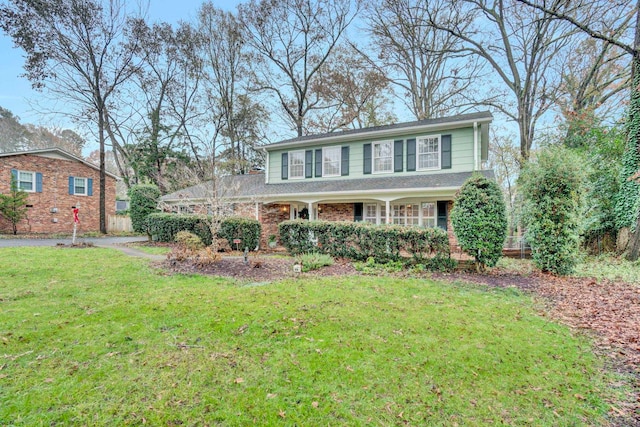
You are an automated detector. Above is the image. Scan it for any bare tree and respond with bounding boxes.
[428,0,578,162]
[307,45,396,133]
[238,0,360,137]
[199,3,267,175]
[0,0,144,233]
[363,0,481,120]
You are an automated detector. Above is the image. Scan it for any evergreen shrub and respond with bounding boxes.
[217,217,261,250]
[519,146,585,275]
[146,214,261,250]
[450,174,507,270]
[128,184,161,234]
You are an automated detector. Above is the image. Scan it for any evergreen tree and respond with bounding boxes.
[0,175,29,235]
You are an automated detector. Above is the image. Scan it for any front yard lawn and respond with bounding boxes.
[0,247,624,425]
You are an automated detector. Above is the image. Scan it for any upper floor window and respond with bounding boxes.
[418,136,440,170]
[289,150,305,179]
[17,170,35,192]
[323,146,341,177]
[373,141,393,173]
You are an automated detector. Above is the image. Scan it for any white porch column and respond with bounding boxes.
[254,202,260,221]
[308,202,314,220]
[385,200,391,224]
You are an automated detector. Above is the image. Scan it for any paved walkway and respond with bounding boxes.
[0,235,168,261]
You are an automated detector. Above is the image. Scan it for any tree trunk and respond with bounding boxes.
[624,3,640,260]
[99,109,107,234]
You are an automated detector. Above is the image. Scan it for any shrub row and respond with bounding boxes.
[278,220,451,267]
[146,213,261,250]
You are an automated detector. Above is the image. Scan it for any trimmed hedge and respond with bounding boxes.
[218,217,261,250]
[146,213,261,250]
[278,220,451,266]
[147,213,213,245]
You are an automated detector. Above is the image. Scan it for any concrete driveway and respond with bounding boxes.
[0,236,148,247]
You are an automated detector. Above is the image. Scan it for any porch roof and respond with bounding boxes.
[161,170,495,203]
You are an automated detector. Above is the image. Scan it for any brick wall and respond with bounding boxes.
[0,154,116,234]
[317,203,353,221]
[259,203,290,245]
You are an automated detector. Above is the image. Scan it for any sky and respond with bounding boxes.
[0,0,241,143]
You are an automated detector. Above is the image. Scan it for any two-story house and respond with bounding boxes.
[161,111,494,248]
[0,148,118,234]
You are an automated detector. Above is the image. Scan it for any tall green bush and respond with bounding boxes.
[450,174,507,270]
[128,184,161,234]
[519,146,585,275]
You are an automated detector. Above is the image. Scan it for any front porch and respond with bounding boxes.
[257,198,457,250]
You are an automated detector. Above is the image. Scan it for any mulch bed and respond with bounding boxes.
[163,255,357,282]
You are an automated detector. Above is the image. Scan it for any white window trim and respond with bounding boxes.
[322,146,341,177]
[421,202,437,228]
[16,170,35,193]
[372,140,393,174]
[417,135,441,171]
[288,150,305,180]
[74,177,88,196]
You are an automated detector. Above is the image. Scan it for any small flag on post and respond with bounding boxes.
[72,207,79,245]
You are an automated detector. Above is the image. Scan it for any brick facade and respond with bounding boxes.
[317,203,353,222]
[0,153,116,234]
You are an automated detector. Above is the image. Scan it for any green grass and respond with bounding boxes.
[0,247,621,425]
[574,255,640,284]
[129,244,173,256]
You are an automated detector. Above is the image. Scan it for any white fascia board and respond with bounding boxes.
[265,117,493,151]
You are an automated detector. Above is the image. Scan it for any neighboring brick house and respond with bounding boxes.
[161,111,494,249]
[0,148,118,234]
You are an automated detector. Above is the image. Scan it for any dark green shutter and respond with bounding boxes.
[341,146,349,176]
[68,176,75,195]
[437,201,448,230]
[281,153,288,180]
[87,178,93,196]
[394,140,403,172]
[354,203,363,221]
[36,172,43,193]
[363,144,372,174]
[406,139,416,171]
[10,169,18,184]
[441,134,452,169]
[305,150,313,178]
[315,149,322,177]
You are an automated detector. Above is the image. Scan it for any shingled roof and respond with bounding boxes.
[264,111,493,149]
[161,170,494,203]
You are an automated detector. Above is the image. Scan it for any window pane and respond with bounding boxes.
[290,151,305,178]
[75,177,86,194]
[422,202,436,228]
[18,172,33,191]
[323,147,341,176]
[373,142,392,172]
[364,204,377,224]
[418,137,439,169]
